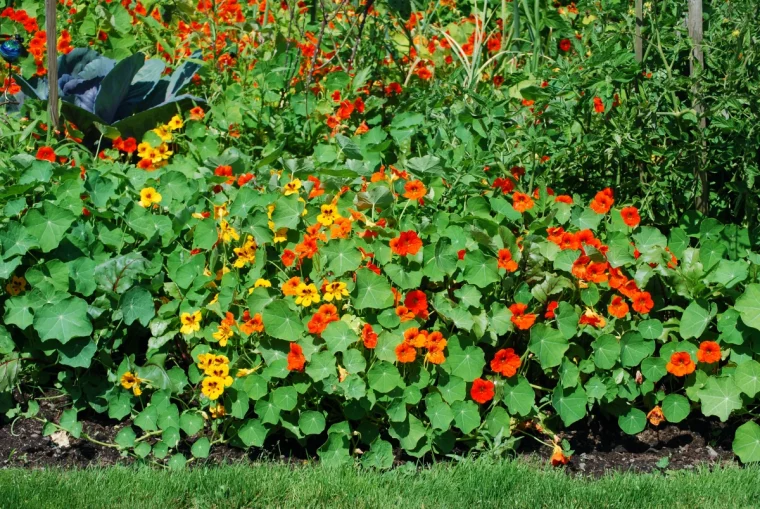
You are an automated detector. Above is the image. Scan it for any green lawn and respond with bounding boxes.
[0,460,756,509]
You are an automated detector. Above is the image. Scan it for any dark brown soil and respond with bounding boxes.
[0,391,740,476]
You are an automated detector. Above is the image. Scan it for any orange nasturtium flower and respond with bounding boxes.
[120,372,143,396]
[666,352,696,377]
[608,295,629,319]
[404,327,428,348]
[497,248,518,272]
[390,231,423,256]
[404,290,429,318]
[647,406,665,426]
[491,348,521,377]
[282,277,302,296]
[509,303,537,330]
[620,206,641,227]
[551,444,570,466]
[395,342,417,363]
[362,323,378,348]
[403,179,426,200]
[512,192,534,213]
[697,341,721,364]
[590,187,614,214]
[239,311,264,335]
[470,378,495,404]
[579,308,606,328]
[287,343,306,372]
[180,311,202,334]
[631,291,654,314]
[424,331,447,365]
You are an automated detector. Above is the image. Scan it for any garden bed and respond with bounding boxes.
[0,391,738,476]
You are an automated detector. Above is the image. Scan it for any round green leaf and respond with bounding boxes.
[734,360,760,398]
[680,301,712,340]
[697,377,743,422]
[552,385,587,426]
[451,400,481,434]
[361,438,394,469]
[262,300,304,341]
[619,331,654,367]
[120,286,155,327]
[353,269,394,310]
[618,407,647,435]
[298,410,326,435]
[662,394,690,423]
[272,386,298,411]
[322,320,358,354]
[191,437,210,458]
[446,345,485,382]
[529,324,569,369]
[33,297,93,344]
[238,418,268,447]
[592,334,620,370]
[501,376,535,416]
[641,357,668,383]
[638,319,663,339]
[367,361,402,393]
[733,421,760,463]
[736,285,760,331]
[425,394,453,430]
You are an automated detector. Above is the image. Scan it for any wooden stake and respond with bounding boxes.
[45,0,59,132]
[634,0,642,63]
[688,0,708,214]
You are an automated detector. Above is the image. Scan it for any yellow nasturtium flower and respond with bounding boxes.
[233,236,257,268]
[218,220,239,243]
[323,281,348,302]
[317,203,341,226]
[152,126,172,142]
[295,283,320,307]
[120,371,143,396]
[139,187,162,208]
[201,376,231,400]
[283,178,301,196]
[254,279,272,288]
[167,115,184,131]
[180,310,202,334]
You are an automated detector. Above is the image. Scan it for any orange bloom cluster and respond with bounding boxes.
[395,328,448,365]
[0,8,39,32]
[590,187,614,214]
[390,230,423,257]
[491,348,521,377]
[307,303,339,335]
[57,29,73,54]
[395,289,429,322]
[28,31,48,76]
[512,192,534,213]
[497,248,518,272]
[1,77,20,95]
[287,342,306,372]
[239,310,264,335]
[113,137,137,154]
[666,352,695,377]
[470,378,494,404]
[362,323,378,349]
[509,303,536,330]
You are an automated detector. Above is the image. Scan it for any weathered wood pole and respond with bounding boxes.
[634,0,643,62]
[688,0,708,214]
[45,0,59,131]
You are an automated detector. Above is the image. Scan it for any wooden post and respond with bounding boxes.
[688,0,708,214]
[45,0,59,132]
[634,0,642,63]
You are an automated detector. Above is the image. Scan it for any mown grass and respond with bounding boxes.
[0,459,757,509]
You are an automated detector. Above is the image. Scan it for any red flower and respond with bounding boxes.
[36,146,56,162]
[620,206,641,227]
[559,38,572,52]
[509,303,537,330]
[666,352,695,377]
[631,291,654,314]
[497,248,518,272]
[390,231,423,256]
[590,188,614,214]
[395,342,417,363]
[545,301,559,319]
[362,323,378,349]
[608,296,629,319]
[593,96,604,114]
[457,249,466,260]
[491,348,521,377]
[237,173,254,186]
[697,341,721,364]
[214,165,234,185]
[287,343,306,372]
[471,378,495,404]
[281,249,296,267]
[512,192,535,213]
[404,290,428,317]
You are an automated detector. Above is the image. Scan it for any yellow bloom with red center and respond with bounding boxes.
[214,204,228,219]
[180,310,202,334]
[197,353,215,372]
[120,371,143,396]
[283,178,302,196]
[209,404,225,419]
[5,275,27,296]
[137,142,153,159]
[201,375,232,400]
[323,281,348,301]
[273,228,288,243]
[233,236,257,268]
[155,143,173,161]
[212,323,234,347]
[255,279,272,288]
[317,203,341,226]
[218,220,240,243]
[167,115,184,131]
[152,126,172,142]
[139,187,162,208]
[295,283,320,307]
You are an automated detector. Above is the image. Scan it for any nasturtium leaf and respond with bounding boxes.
[638,319,663,339]
[318,434,351,466]
[438,373,466,403]
[374,331,402,362]
[633,226,667,251]
[342,349,366,374]
[488,303,513,335]
[262,300,304,341]
[736,285,760,331]
[305,351,335,382]
[238,419,268,447]
[618,407,647,435]
[501,376,534,416]
[445,346,485,382]
[552,385,587,426]
[619,331,654,367]
[23,202,75,252]
[699,240,725,272]
[584,376,608,401]
[192,219,218,250]
[367,361,402,393]
[734,360,760,398]
[321,239,362,276]
[697,377,743,422]
[120,286,155,327]
[640,357,668,383]
[555,302,578,340]
[434,238,458,275]
[425,394,454,430]
[559,358,580,389]
[592,334,620,370]
[451,400,481,434]
[271,194,303,229]
[361,439,394,469]
[33,297,93,344]
[485,407,511,437]
[191,437,210,458]
[272,386,298,411]
[254,397,281,424]
[733,421,760,463]
[4,296,34,330]
[353,269,394,310]
[134,406,159,431]
[529,324,569,369]
[463,251,500,289]
[322,320,358,354]
[114,426,136,448]
[340,374,366,400]
[58,338,97,368]
[707,259,748,288]
[384,263,423,290]
[0,222,39,258]
[134,442,151,458]
[680,300,713,340]
[662,394,690,423]
[298,410,326,435]
[180,412,204,436]
[107,391,133,420]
